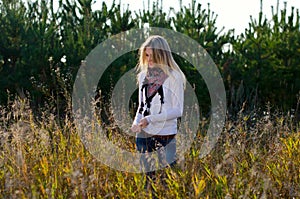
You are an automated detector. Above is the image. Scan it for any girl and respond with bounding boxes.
[131,35,186,184]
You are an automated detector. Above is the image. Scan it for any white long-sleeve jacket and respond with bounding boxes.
[132,69,184,136]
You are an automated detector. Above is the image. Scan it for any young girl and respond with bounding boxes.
[131,35,186,185]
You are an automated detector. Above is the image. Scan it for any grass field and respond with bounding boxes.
[0,98,299,198]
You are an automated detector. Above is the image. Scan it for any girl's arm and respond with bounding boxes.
[132,74,144,126]
[145,73,184,123]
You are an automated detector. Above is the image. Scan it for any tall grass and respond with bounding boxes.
[0,97,299,198]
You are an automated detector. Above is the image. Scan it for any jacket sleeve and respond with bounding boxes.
[132,74,144,126]
[145,71,184,123]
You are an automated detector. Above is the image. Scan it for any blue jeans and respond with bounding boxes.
[136,136,177,173]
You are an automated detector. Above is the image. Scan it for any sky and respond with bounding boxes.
[91,0,300,35]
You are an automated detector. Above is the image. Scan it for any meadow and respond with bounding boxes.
[0,97,299,199]
[1,0,300,198]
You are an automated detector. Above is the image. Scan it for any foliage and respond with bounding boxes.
[0,1,299,197]
[0,98,299,198]
[228,2,300,114]
[0,0,299,116]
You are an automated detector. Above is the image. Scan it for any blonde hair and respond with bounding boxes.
[136,35,186,87]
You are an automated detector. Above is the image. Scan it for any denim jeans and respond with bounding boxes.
[136,136,177,173]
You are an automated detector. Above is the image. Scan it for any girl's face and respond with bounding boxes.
[145,47,153,68]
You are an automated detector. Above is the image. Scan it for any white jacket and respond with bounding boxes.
[132,69,184,136]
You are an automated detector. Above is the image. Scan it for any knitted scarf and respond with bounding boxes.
[143,67,168,98]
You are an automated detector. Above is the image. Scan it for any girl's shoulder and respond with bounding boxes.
[137,71,146,84]
[169,69,183,81]
[170,69,180,76]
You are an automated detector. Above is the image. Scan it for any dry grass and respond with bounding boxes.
[0,98,299,199]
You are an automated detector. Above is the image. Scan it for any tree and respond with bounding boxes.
[230,1,300,112]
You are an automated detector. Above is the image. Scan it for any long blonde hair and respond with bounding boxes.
[136,35,186,87]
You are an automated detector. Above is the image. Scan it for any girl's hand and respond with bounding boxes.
[139,118,149,129]
[131,124,141,133]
